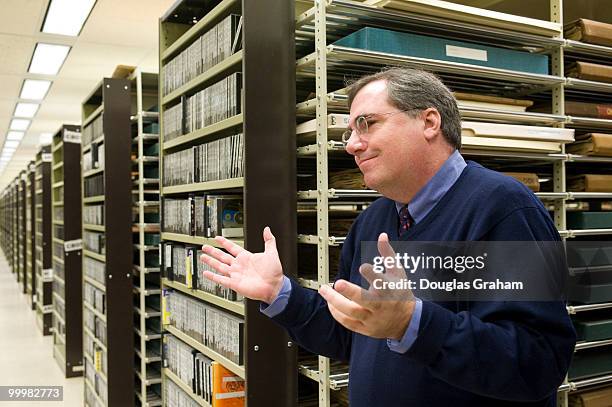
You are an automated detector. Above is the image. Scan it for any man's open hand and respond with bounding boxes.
[199,227,285,304]
[319,232,416,340]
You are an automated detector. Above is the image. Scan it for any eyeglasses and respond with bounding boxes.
[341,109,414,143]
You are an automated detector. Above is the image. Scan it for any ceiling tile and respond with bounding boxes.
[0,0,46,36]
[0,34,36,75]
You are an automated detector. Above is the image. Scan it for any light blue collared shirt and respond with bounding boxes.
[262,150,467,354]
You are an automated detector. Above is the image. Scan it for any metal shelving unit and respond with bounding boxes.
[34,146,53,336]
[51,125,84,378]
[130,69,163,407]
[158,0,296,405]
[26,162,36,309]
[81,78,134,407]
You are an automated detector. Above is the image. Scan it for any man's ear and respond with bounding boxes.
[422,108,442,142]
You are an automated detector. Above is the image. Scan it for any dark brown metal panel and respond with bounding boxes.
[20,174,27,293]
[42,145,52,269]
[62,124,84,377]
[102,78,134,407]
[28,164,36,309]
[242,1,297,406]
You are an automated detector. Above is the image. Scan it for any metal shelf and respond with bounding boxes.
[564,40,612,61]
[131,111,159,122]
[83,276,106,292]
[162,177,244,195]
[133,265,161,275]
[575,338,612,352]
[298,234,346,246]
[565,78,612,94]
[135,347,162,364]
[162,114,243,151]
[83,326,107,353]
[83,196,105,204]
[568,302,612,314]
[135,389,162,407]
[134,366,162,386]
[134,306,161,318]
[298,189,381,199]
[161,232,243,248]
[559,374,612,393]
[133,285,162,296]
[134,327,162,341]
[83,250,105,262]
[84,301,106,323]
[83,167,104,179]
[82,105,104,128]
[163,278,245,316]
[83,224,105,232]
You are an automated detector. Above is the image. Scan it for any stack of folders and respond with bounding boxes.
[163,14,242,97]
[83,257,105,285]
[84,173,104,197]
[164,334,245,406]
[164,379,200,407]
[83,231,105,255]
[567,133,612,157]
[83,204,104,225]
[163,133,243,186]
[461,121,575,153]
[162,242,242,301]
[162,195,244,238]
[569,385,612,407]
[454,92,533,112]
[565,18,612,47]
[329,168,366,190]
[163,100,183,142]
[567,61,612,84]
[164,290,244,365]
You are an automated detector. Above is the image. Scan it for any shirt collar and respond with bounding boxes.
[395,150,467,223]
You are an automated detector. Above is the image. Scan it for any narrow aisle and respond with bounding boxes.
[0,255,83,406]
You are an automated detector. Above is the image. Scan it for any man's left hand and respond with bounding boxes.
[318,232,416,340]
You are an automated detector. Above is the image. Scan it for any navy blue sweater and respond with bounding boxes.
[273,161,575,406]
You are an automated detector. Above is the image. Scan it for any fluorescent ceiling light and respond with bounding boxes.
[2,148,15,154]
[29,43,71,75]
[42,0,96,36]
[6,132,24,141]
[10,119,30,131]
[14,102,39,118]
[20,79,52,100]
[39,133,53,145]
[4,141,19,149]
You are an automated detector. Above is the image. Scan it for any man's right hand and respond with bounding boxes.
[199,226,285,304]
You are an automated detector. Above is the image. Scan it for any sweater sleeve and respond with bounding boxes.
[268,217,359,362]
[402,207,576,401]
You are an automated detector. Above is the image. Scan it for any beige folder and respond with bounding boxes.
[461,121,575,143]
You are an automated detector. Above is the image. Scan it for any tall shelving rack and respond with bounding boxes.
[18,170,27,292]
[51,124,84,378]
[35,145,53,336]
[9,179,17,277]
[158,0,296,405]
[26,161,36,309]
[81,78,134,407]
[129,70,163,407]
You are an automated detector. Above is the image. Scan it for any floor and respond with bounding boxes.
[0,255,83,406]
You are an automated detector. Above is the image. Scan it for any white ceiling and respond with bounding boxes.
[0,0,175,189]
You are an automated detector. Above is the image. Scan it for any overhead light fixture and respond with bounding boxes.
[28,43,71,75]
[4,141,19,149]
[2,148,16,155]
[39,133,54,145]
[14,102,40,118]
[20,79,52,100]
[42,0,96,36]
[10,119,30,131]
[6,132,24,141]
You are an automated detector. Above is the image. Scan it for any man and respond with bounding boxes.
[200,68,575,406]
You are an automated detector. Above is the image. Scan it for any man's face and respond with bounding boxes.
[345,80,427,195]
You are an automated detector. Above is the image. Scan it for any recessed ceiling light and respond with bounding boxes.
[14,102,39,118]
[42,0,96,36]
[20,79,52,100]
[10,119,30,131]
[4,141,19,149]
[29,43,71,75]
[2,147,16,154]
[6,132,24,141]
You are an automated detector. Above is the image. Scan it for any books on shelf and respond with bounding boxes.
[164,290,244,365]
[84,174,104,197]
[565,18,612,47]
[83,205,104,225]
[162,242,242,301]
[83,231,106,255]
[84,257,105,285]
[83,113,103,149]
[84,281,106,314]
[163,133,244,186]
[568,175,612,192]
[567,61,612,84]
[162,195,244,238]
[566,133,612,157]
[163,101,183,142]
[163,14,243,97]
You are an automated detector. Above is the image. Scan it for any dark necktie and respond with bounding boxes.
[399,204,414,238]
